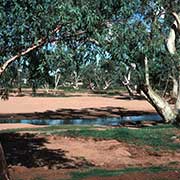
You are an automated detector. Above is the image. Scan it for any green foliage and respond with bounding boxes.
[0,0,59,55]
[0,0,180,92]
[0,0,123,88]
[48,125,180,150]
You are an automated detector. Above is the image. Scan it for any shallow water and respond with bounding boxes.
[0,114,162,126]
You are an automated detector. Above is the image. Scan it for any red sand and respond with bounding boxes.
[0,93,179,180]
[0,93,155,114]
[0,124,46,130]
[0,93,156,130]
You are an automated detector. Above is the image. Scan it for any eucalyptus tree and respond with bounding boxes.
[82,57,118,90]
[45,41,100,90]
[27,50,52,94]
[44,44,67,90]
[1,0,180,178]
[100,0,180,124]
[133,0,180,124]
[0,0,122,75]
[0,1,122,178]
[135,0,180,124]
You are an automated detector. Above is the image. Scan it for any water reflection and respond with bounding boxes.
[0,114,162,126]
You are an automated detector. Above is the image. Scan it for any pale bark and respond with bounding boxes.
[103,80,111,90]
[124,83,135,99]
[122,75,135,98]
[141,12,180,124]
[173,79,178,98]
[141,85,176,123]
[142,57,176,123]
[89,82,96,91]
[168,12,180,123]
[170,75,178,98]
[166,12,180,54]
[73,71,80,89]
[172,12,180,30]
[175,75,180,112]
[166,22,177,54]
[121,62,136,98]
[43,83,49,93]
[168,12,180,95]
[0,25,62,76]
[162,77,169,97]
[144,57,150,86]
[54,73,61,90]
[17,65,22,95]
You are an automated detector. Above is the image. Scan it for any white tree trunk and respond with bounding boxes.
[142,57,176,123]
[166,12,180,54]
[166,24,177,54]
[171,76,178,98]
[54,73,61,90]
[103,80,111,90]
[121,64,136,98]
[175,75,180,118]
[141,85,176,123]
[73,71,80,89]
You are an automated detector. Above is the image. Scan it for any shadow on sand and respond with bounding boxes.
[0,107,155,121]
[0,133,93,169]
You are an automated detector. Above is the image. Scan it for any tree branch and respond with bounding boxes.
[172,12,180,31]
[144,56,150,86]
[166,12,180,54]
[0,25,63,76]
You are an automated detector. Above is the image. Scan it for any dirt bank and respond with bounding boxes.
[7,134,180,180]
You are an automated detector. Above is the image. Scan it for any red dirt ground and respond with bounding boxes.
[0,92,179,180]
[9,135,180,180]
[0,93,155,114]
[10,168,180,180]
[44,136,180,169]
[0,92,156,121]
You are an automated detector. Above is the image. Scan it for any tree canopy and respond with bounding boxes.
[2,1,180,179]
[0,0,180,123]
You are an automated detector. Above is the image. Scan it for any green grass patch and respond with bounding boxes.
[53,124,180,150]
[29,125,102,131]
[64,166,180,180]
[1,124,179,150]
[168,161,180,165]
[13,166,180,180]
[0,125,104,134]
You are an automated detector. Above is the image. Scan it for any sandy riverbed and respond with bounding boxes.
[0,92,156,130]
